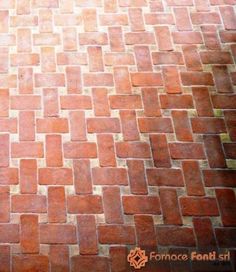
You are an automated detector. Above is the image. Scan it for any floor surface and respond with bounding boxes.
[0,0,236,271]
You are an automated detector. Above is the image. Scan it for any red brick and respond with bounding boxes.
[163,66,182,93]
[48,187,66,223]
[194,0,210,11]
[200,51,233,64]
[114,67,132,94]
[150,134,171,168]
[152,51,184,65]
[73,160,92,194]
[0,48,8,73]
[215,228,236,248]
[147,168,184,186]
[60,95,92,110]
[36,118,68,133]
[192,87,214,116]
[125,32,155,44]
[212,65,233,93]
[145,12,174,25]
[0,245,10,272]
[63,27,77,51]
[20,159,37,194]
[220,6,236,30]
[82,8,97,32]
[219,31,236,43]
[104,0,117,12]
[41,47,56,72]
[71,256,110,272]
[40,224,77,244]
[203,135,227,168]
[116,142,151,158]
[216,189,236,227]
[127,160,148,194]
[174,8,192,30]
[110,247,129,272]
[99,14,128,26]
[159,188,182,225]
[134,46,152,71]
[64,142,97,158]
[135,215,157,247]
[35,73,65,87]
[10,95,41,110]
[120,110,139,141]
[39,168,72,185]
[0,186,10,222]
[110,94,142,109]
[32,0,59,8]
[169,143,205,159]
[156,226,196,247]
[180,197,219,216]
[173,31,203,44]
[128,8,144,31]
[10,15,38,27]
[97,134,116,167]
[17,29,31,52]
[19,111,35,141]
[182,161,205,196]
[92,88,110,116]
[67,195,103,214]
[69,111,87,141]
[18,67,33,94]
[54,14,81,27]
[203,31,221,50]
[155,26,173,51]
[203,170,236,187]
[181,72,214,86]
[212,94,236,109]
[105,53,135,66]
[141,88,161,117]
[77,215,98,254]
[17,0,30,15]
[183,45,202,71]
[50,245,69,272]
[123,195,160,214]
[11,53,39,66]
[33,33,60,46]
[88,46,104,72]
[98,225,135,244]
[20,215,39,253]
[103,187,123,224]
[225,111,236,141]
[191,117,226,134]
[43,88,59,117]
[108,27,125,52]
[79,32,108,45]
[83,73,113,86]
[191,12,221,24]
[0,118,17,133]
[119,0,147,7]
[32,129,51,161]
[12,194,46,213]
[0,134,9,167]
[0,168,18,185]
[12,255,49,272]
[160,94,194,109]
[193,218,216,249]
[87,117,120,133]
[0,89,9,117]
[57,52,87,65]
[92,167,128,185]
[224,143,236,159]
[172,111,193,141]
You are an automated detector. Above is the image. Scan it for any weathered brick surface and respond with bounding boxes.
[0,0,236,271]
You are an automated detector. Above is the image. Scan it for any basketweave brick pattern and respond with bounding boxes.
[0,0,236,271]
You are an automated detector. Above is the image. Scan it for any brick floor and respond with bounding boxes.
[0,0,236,271]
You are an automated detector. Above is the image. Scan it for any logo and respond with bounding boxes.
[127,247,148,269]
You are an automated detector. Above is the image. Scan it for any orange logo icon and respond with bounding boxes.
[127,247,148,269]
